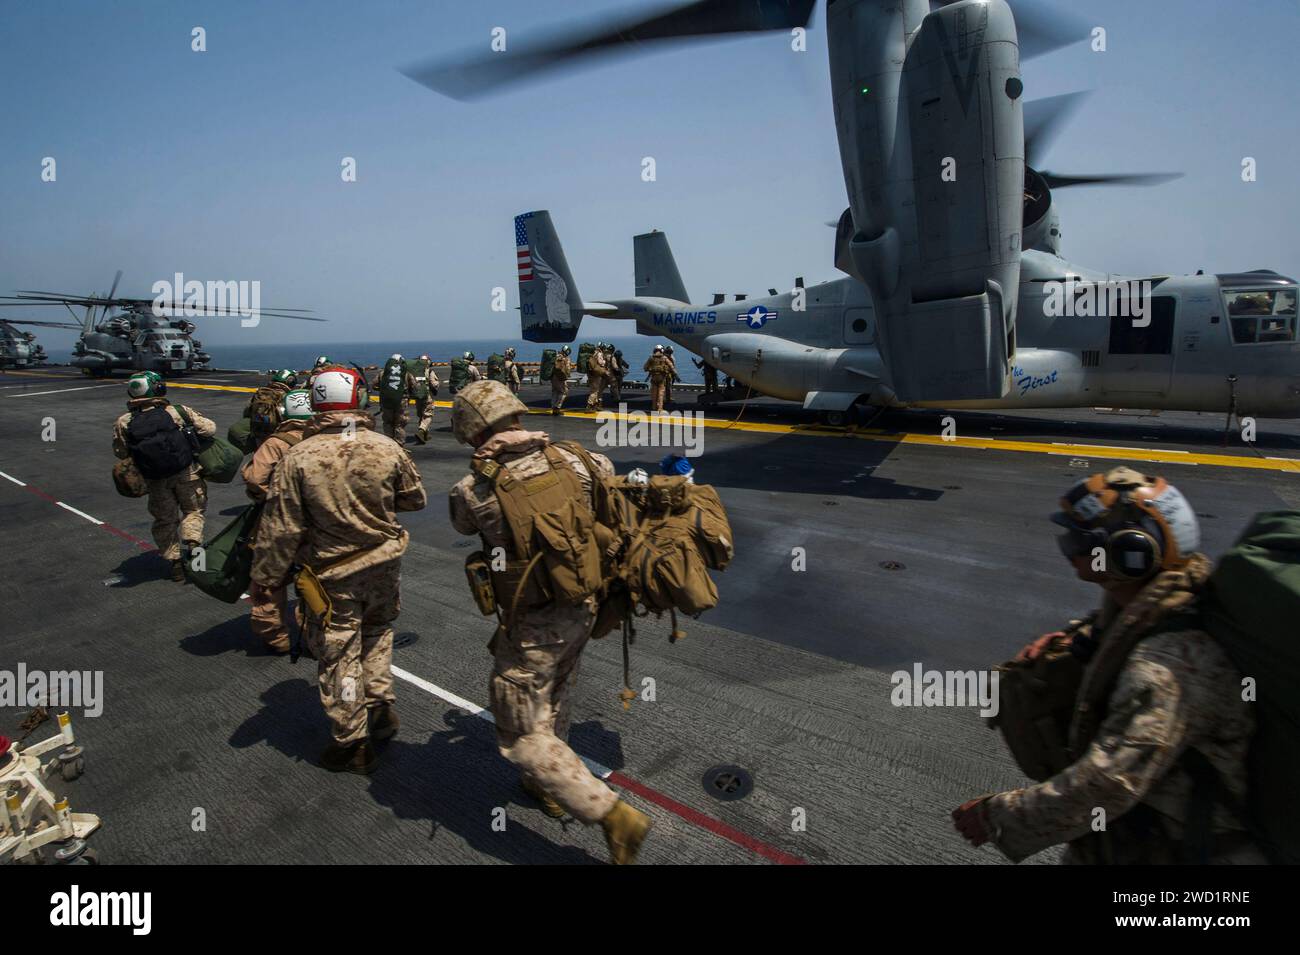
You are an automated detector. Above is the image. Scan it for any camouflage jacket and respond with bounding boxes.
[242,418,308,502]
[251,411,426,586]
[984,555,1257,864]
[552,355,573,380]
[587,349,608,377]
[112,398,215,482]
[449,430,612,554]
[241,381,291,420]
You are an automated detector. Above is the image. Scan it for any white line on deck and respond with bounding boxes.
[390,664,612,779]
[0,470,27,486]
[7,384,120,398]
[56,501,105,525]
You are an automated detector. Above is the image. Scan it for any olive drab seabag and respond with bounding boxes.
[405,357,431,399]
[183,502,263,603]
[175,406,244,483]
[247,386,283,446]
[379,358,406,409]
[471,447,604,621]
[227,417,253,454]
[555,441,734,628]
[125,406,194,479]
[449,357,471,392]
[1199,510,1300,864]
[487,353,507,383]
[577,342,595,374]
[540,348,557,381]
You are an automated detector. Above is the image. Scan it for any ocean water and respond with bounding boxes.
[44,337,707,384]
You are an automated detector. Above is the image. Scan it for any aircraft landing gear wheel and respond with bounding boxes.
[820,409,847,427]
[59,746,85,781]
[54,839,97,864]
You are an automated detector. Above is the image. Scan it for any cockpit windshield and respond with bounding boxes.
[1226,287,1297,344]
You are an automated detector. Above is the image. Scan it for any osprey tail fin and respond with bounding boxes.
[515,210,582,343]
[633,230,688,303]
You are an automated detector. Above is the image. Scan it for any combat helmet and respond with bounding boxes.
[281,388,314,420]
[126,370,165,399]
[561,345,571,354]
[1052,466,1201,581]
[310,366,366,412]
[451,380,527,445]
[314,355,331,368]
[464,351,475,361]
[271,368,298,387]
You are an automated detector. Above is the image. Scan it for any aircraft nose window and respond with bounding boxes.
[1226,288,1297,344]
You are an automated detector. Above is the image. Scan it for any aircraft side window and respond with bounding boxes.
[1225,289,1297,344]
[1107,296,1175,355]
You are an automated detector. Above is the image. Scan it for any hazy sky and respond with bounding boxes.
[2,0,1297,349]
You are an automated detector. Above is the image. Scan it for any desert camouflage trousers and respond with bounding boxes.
[302,559,401,745]
[381,405,408,443]
[586,374,605,411]
[491,600,617,824]
[649,379,668,413]
[250,580,289,647]
[145,475,207,560]
[550,375,569,410]
[414,396,435,437]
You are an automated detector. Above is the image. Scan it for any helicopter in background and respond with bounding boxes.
[0,320,49,369]
[0,272,320,376]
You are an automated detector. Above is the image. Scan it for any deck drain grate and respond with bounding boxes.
[702,764,753,802]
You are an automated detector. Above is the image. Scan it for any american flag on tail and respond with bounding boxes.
[514,215,533,281]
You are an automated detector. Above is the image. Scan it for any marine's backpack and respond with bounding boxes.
[247,385,284,444]
[449,357,471,391]
[379,359,406,409]
[540,348,557,382]
[486,353,507,383]
[1200,510,1300,864]
[183,502,263,603]
[554,441,734,630]
[577,342,595,374]
[126,405,194,479]
[405,357,431,400]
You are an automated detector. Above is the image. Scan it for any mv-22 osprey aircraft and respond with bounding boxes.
[409,0,1300,422]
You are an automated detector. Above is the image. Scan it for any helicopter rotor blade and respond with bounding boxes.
[1023,91,1091,169]
[106,269,123,302]
[402,0,816,100]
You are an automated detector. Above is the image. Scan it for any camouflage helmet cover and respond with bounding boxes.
[451,379,528,445]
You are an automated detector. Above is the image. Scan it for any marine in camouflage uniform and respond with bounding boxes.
[503,347,523,395]
[252,367,427,774]
[550,347,573,415]
[112,378,216,578]
[449,380,651,863]
[585,344,608,412]
[376,356,414,444]
[242,390,313,654]
[953,468,1260,864]
[644,346,672,413]
[412,356,441,443]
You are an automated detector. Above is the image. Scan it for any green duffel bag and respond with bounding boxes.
[227,416,253,454]
[183,502,263,603]
[1200,510,1300,864]
[177,406,245,483]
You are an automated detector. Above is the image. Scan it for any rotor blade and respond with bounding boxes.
[0,318,83,329]
[402,0,816,100]
[106,269,123,301]
[1023,91,1090,168]
[1040,171,1184,189]
[930,0,1086,60]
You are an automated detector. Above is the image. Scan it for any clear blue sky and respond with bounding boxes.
[2,0,1296,349]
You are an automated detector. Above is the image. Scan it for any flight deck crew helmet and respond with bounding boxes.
[127,371,165,399]
[561,345,571,355]
[1051,466,1200,581]
[451,380,528,445]
[282,389,314,420]
[504,347,516,358]
[314,355,331,368]
[271,368,298,387]
[391,353,403,361]
[464,351,475,361]
[420,353,430,361]
[310,366,366,412]
[653,344,664,353]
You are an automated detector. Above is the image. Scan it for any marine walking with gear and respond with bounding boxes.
[448,380,652,864]
[548,344,573,415]
[112,371,216,582]
[448,351,482,395]
[585,341,608,412]
[409,354,440,443]
[242,388,314,654]
[242,369,298,452]
[953,467,1266,864]
[644,345,672,414]
[377,353,413,443]
[502,346,523,394]
[251,365,427,774]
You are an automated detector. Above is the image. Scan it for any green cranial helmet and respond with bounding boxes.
[464,351,475,361]
[561,345,571,354]
[281,388,313,420]
[314,355,331,368]
[272,368,298,387]
[126,370,164,399]
[451,380,528,445]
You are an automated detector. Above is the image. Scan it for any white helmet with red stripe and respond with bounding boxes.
[310,365,365,412]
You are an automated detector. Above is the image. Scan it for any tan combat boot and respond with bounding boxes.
[521,777,565,819]
[264,633,290,655]
[368,704,399,741]
[601,800,651,865]
[321,740,377,775]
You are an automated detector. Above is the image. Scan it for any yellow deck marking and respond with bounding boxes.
[158,380,1300,474]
